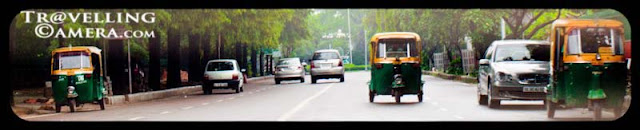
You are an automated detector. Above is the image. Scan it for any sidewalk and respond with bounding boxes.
[423,70,478,84]
[11,75,273,117]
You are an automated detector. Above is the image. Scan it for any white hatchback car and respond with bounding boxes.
[202,59,245,94]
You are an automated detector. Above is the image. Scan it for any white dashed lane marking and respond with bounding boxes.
[182,106,193,110]
[128,117,145,120]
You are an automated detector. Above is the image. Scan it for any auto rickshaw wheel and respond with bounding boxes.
[546,100,556,118]
[98,98,106,110]
[55,103,62,113]
[394,90,402,103]
[68,98,76,113]
[593,100,603,120]
[418,90,423,102]
[369,91,375,103]
[614,107,623,118]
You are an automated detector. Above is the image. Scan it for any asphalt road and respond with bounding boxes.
[21,71,622,121]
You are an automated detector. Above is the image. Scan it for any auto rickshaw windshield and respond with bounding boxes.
[377,39,418,58]
[567,27,624,54]
[53,51,92,70]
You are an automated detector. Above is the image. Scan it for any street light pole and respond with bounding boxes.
[364,29,367,70]
[347,9,353,64]
[127,40,132,94]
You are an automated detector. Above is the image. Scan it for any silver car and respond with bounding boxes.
[274,58,305,84]
[309,49,345,84]
[477,40,551,108]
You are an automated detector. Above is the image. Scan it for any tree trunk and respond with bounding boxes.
[148,30,161,91]
[167,29,181,88]
[251,45,258,77]
[260,51,264,76]
[188,34,201,83]
[107,39,126,94]
[242,43,248,71]
[202,33,211,72]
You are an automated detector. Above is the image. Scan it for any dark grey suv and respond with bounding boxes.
[477,40,551,108]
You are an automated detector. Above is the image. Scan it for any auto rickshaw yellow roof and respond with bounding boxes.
[371,32,421,42]
[552,19,623,28]
[52,46,102,55]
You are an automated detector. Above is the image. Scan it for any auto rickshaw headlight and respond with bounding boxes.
[67,86,75,92]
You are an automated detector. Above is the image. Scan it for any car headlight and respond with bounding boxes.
[496,72,514,82]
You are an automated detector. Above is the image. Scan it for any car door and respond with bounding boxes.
[478,44,494,94]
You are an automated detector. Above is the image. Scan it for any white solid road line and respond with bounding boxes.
[182,106,194,110]
[277,83,334,121]
[216,100,223,102]
[21,113,62,119]
[160,111,170,114]
[128,116,145,120]
[454,115,465,119]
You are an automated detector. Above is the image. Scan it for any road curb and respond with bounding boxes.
[423,70,478,84]
[105,76,273,105]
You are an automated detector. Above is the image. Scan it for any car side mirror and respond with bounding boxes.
[241,69,246,73]
[479,59,490,65]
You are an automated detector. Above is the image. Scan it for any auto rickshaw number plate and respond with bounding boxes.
[523,87,545,92]
[214,83,228,87]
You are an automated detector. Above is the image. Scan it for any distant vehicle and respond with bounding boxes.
[202,59,246,94]
[477,40,551,108]
[274,57,305,84]
[309,49,345,83]
[50,46,107,113]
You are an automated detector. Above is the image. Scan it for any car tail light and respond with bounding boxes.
[412,63,420,68]
[298,66,302,70]
[85,74,92,78]
[375,63,383,69]
[203,75,209,80]
[311,62,316,68]
[338,61,343,66]
[232,73,239,80]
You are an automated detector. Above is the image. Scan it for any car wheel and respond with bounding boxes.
[240,85,244,92]
[340,75,345,82]
[275,79,281,84]
[487,82,500,109]
[311,76,317,84]
[478,83,488,105]
[202,85,211,95]
[235,87,240,93]
[300,77,305,83]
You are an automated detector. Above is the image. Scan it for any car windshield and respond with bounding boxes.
[312,52,339,60]
[277,59,300,66]
[494,44,550,62]
[207,61,235,71]
[53,51,92,70]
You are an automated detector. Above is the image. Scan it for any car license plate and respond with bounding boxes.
[523,87,544,92]
[321,64,331,68]
[213,83,228,87]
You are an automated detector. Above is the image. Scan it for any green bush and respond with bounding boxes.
[344,63,368,71]
[446,57,464,75]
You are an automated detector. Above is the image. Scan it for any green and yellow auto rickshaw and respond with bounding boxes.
[368,32,424,103]
[51,46,107,113]
[546,19,628,120]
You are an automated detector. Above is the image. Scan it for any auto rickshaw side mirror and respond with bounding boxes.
[479,59,490,65]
